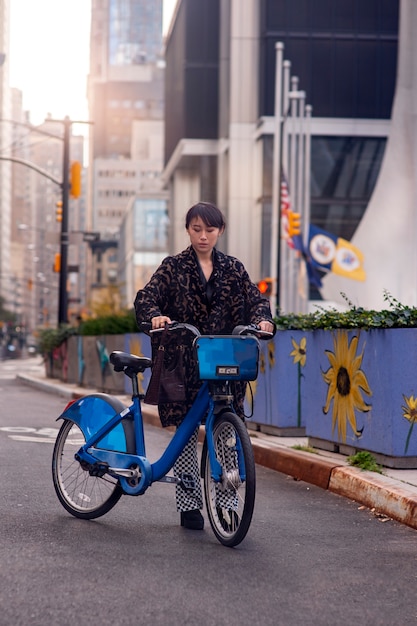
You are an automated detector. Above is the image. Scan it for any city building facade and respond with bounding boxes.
[163,0,399,312]
[87,0,168,308]
[0,0,12,320]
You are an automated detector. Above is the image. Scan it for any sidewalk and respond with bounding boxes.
[17,361,417,532]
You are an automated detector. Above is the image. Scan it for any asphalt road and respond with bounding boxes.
[1,361,417,625]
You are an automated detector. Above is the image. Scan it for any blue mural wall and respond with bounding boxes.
[54,328,417,465]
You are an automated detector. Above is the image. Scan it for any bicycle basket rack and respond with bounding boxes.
[194,335,260,381]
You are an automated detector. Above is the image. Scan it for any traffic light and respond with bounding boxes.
[53,253,61,273]
[257,277,273,296]
[70,161,82,198]
[287,210,301,237]
[56,200,63,222]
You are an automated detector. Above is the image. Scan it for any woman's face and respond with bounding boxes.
[187,216,223,255]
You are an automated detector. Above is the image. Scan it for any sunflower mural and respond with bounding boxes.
[96,339,110,378]
[322,331,372,442]
[290,337,307,427]
[401,395,417,453]
[245,339,275,419]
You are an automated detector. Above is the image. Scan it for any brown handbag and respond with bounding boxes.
[144,327,186,405]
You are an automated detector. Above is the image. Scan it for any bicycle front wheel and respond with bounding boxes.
[52,419,123,519]
[202,412,256,547]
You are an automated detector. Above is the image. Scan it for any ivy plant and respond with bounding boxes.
[274,291,417,331]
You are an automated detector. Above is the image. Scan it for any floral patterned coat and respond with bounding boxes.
[134,246,275,427]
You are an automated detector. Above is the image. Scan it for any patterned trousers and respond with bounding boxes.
[173,427,203,512]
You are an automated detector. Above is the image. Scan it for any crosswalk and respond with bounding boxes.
[0,357,44,380]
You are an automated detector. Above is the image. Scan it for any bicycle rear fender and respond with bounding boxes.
[58,393,132,453]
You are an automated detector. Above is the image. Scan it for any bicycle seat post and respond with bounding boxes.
[131,372,139,400]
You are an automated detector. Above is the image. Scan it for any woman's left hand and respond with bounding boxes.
[258,320,274,334]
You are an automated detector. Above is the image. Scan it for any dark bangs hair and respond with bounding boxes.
[185,202,226,230]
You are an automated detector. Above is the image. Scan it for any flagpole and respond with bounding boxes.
[288,76,298,312]
[281,60,291,313]
[270,42,284,314]
[304,103,312,258]
[296,89,306,312]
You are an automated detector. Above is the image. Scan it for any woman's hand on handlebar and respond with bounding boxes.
[140,319,201,337]
[258,319,274,334]
[151,315,172,330]
[232,323,274,339]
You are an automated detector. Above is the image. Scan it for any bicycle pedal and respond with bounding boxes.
[179,473,196,492]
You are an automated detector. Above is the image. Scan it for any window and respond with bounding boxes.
[311,136,386,240]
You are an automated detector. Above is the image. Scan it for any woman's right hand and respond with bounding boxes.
[151,315,172,330]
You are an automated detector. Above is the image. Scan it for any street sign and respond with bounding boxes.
[83,232,100,242]
[69,232,100,245]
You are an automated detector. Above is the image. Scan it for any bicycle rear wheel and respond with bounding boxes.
[202,412,256,547]
[52,419,124,519]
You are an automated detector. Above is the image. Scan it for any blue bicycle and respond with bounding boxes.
[51,323,271,547]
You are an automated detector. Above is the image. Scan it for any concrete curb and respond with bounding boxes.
[250,438,341,490]
[17,373,417,532]
[17,374,76,399]
[329,466,417,528]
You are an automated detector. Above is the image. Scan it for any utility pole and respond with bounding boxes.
[58,117,71,325]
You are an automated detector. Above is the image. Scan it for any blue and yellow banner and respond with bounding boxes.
[308,225,366,282]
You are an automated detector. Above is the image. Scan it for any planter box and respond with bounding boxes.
[47,327,417,467]
[304,329,417,468]
[247,328,417,468]
[246,331,308,436]
[53,334,147,394]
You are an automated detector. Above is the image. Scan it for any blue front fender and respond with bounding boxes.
[58,393,133,453]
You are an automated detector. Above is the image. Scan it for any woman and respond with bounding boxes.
[134,202,275,530]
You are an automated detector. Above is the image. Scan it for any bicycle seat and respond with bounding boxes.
[110,351,152,374]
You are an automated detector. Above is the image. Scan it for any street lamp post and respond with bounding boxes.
[58,117,71,325]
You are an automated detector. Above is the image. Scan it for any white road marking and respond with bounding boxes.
[0,426,60,444]
[9,436,56,443]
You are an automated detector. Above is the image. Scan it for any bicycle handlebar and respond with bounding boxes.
[140,321,273,340]
[232,324,274,340]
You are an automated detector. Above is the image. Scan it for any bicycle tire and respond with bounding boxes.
[52,419,126,519]
[202,412,256,547]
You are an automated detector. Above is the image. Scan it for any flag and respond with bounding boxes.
[280,169,319,284]
[308,225,366,282]
[304,254,323,288]
[332,237,366,281]
[295,225,323,288]
[280,169,295,249]
[308,224,337,272]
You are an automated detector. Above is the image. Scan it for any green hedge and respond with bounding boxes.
[38,310,138,354]
[275,292,417,330]
[79,310,137,335]
[38,293,417,354]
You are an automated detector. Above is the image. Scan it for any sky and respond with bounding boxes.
[9,0,177,127]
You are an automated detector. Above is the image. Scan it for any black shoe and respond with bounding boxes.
[180,509,204,530]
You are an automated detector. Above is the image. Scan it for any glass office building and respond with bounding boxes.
[163,0,399,302]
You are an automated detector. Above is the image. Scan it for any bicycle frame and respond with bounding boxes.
[69,380,233,497]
